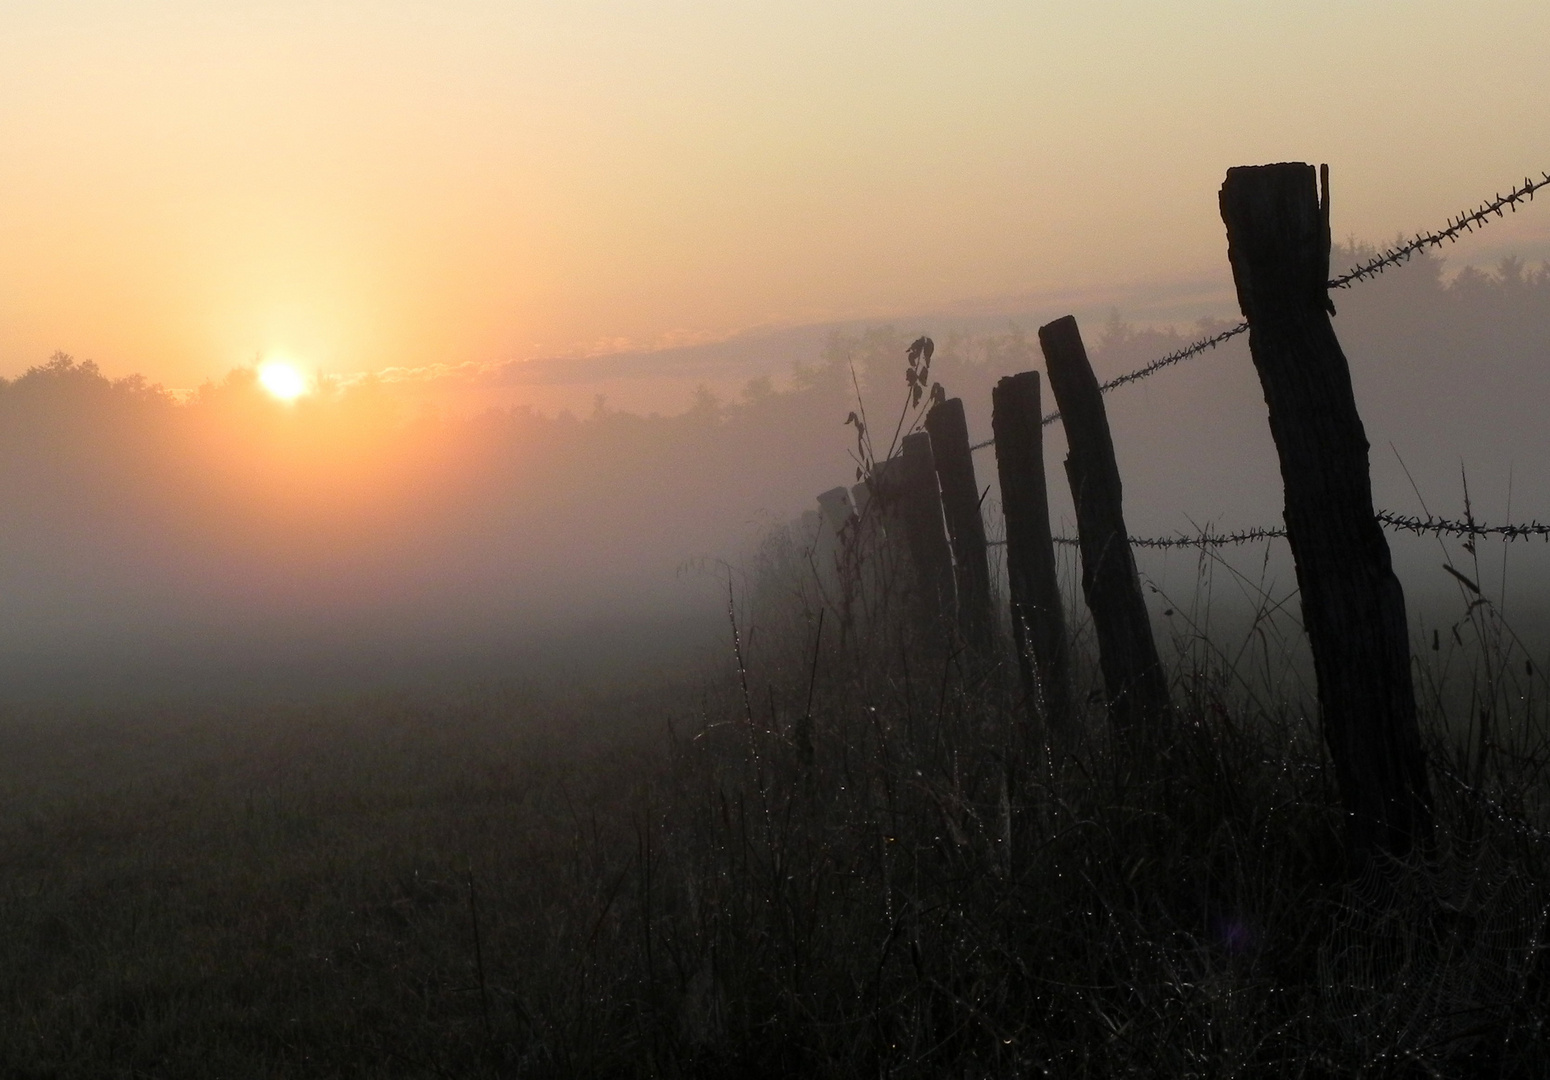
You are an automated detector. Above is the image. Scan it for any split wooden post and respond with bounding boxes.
[925,397,995,652]
[992,371,1071,733]
[1220,161,1432,862]
[1039,315,1171,734]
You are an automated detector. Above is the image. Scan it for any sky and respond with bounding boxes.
[3,1,1549,398]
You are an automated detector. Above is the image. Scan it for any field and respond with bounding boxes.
[6,5,1550,1075]
[2,553,1546,1079]
[2,192,1548,1079]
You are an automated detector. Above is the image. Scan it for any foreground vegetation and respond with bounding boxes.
[1,558,1547,1079]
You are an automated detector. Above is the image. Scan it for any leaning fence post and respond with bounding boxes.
[1220,161,1432,863]
[1039,315,1171,735]
[925,397,995,653]
[992,371,1071,734]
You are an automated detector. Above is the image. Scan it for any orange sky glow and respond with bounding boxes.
[3,1,1548,404]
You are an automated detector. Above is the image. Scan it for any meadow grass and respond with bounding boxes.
[0,565,1546,1078]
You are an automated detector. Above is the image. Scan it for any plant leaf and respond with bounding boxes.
[1443,563,1481,594]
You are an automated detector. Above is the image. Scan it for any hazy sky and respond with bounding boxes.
[3,1,1548,391]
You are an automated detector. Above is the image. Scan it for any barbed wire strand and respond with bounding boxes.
[967,168,1550,453]
[969,324,1253,448]
[983,512,1550,550]
[1328,172,1550,290]
[1376,510,1550,541]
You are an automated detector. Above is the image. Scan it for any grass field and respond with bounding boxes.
[2,563,1547,1080]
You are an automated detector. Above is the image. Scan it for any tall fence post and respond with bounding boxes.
[1039,315,1171,735]
[925,397,995,653]
[1220,162,1432,863]
[992,371,1072,734]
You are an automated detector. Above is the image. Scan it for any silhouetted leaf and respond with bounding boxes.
[1443,563,1481,594]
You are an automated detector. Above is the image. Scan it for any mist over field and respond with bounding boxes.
[12,3,1550,1072]
[2,243,1546,704]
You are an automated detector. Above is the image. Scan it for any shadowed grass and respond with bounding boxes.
[0,574,1546,1076]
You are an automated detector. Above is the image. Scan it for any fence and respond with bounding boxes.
[803,162,1550,863]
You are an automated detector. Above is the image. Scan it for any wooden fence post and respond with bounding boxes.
[850,467,897,626]
[925,397,995,652]
[1220,161,1432,862]
[875,432,957,628]
[992,371,1072,733]
[814,486,854,587]
[1039,315,1171,735]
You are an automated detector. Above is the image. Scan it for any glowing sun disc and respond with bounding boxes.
[258,362,308,401]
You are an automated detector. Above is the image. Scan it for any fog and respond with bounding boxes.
[3,244,1547,703]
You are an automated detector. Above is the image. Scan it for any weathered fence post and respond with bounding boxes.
[925,397,995,652]
[1220,162,1432,862]
[898,432,957,627]
[1039,315,1171,734]
[850,468,897,626]
[849,447,950,634]
[992,371,1071,733]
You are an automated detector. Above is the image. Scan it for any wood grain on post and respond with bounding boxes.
[1220,162,1432,862]
[991,371,1071,733]
[925,397,995,652]
[1039,315,1171,734]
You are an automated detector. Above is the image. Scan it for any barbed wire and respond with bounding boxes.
[1328,172,1550,290]
[967,167,1549,452]
[1049,524,1286,549]
[967,322,1251,449]
[1374,510,1550,541]
[984,512,1550,550]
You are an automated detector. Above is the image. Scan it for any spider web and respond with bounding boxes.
[1318,834,1545,1068]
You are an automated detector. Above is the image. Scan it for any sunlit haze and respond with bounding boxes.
[7,6,1550,1065]
[2,3,1550,699]
[258,361,308,401]
[2,2,1548,399]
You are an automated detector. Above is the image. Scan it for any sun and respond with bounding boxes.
[258,361,309,401]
